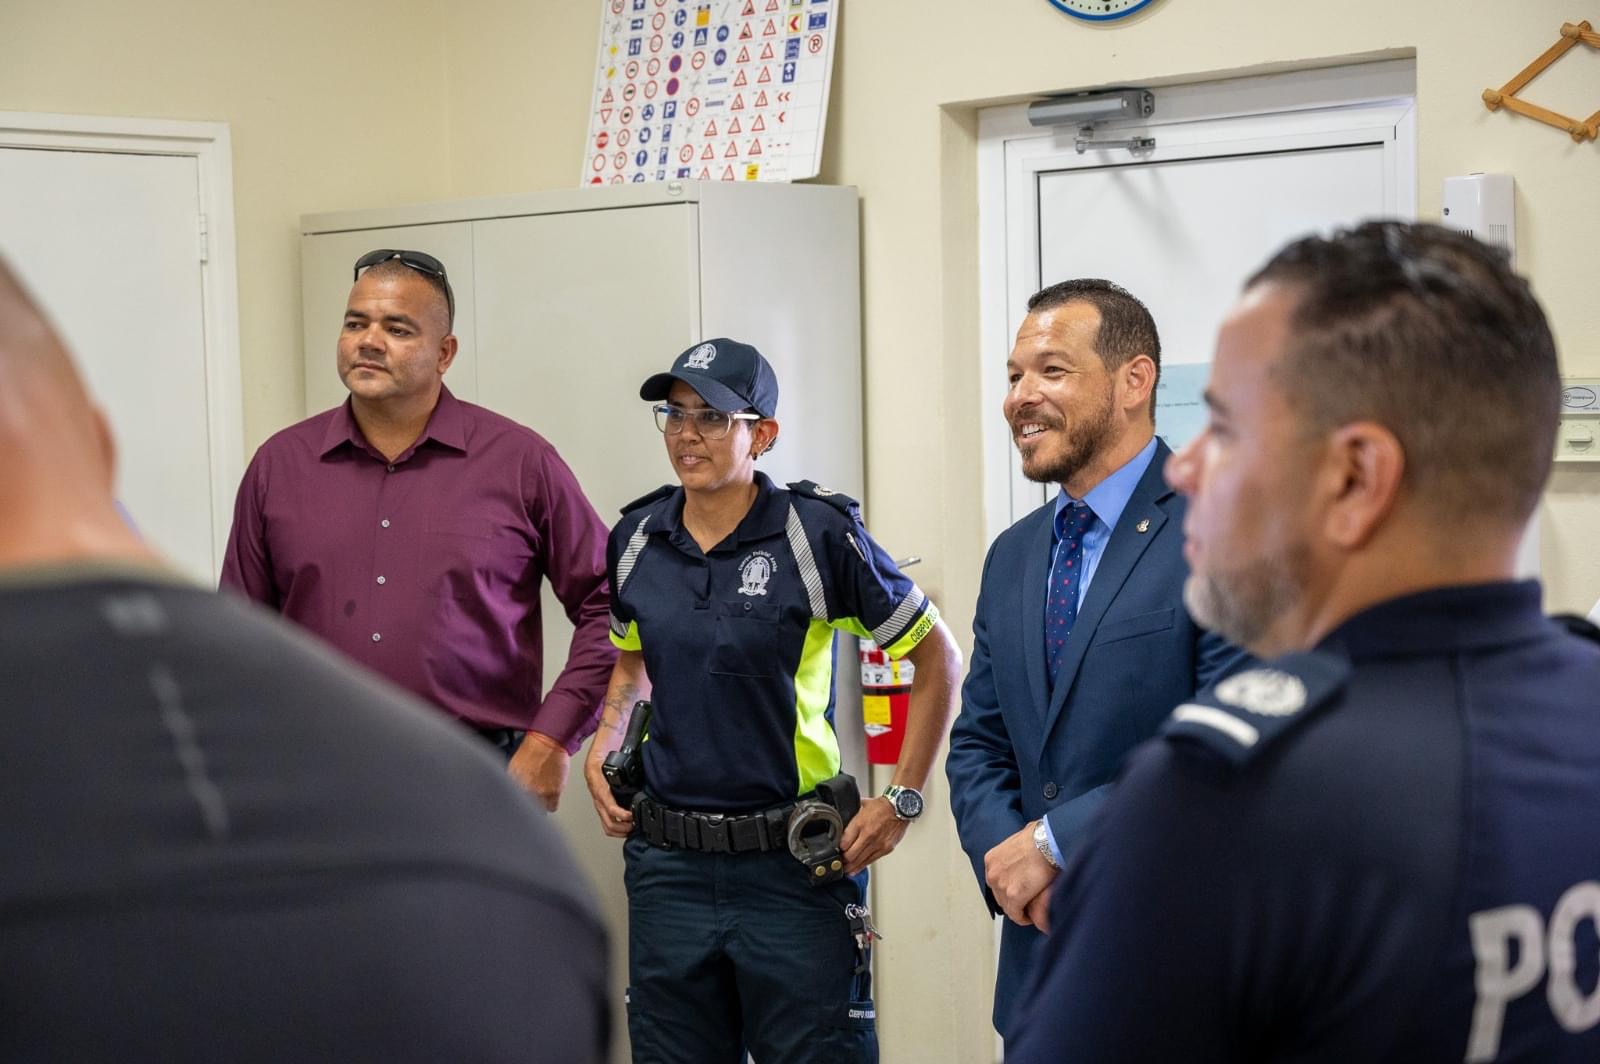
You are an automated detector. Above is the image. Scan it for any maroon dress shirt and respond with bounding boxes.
[221,386,616,751]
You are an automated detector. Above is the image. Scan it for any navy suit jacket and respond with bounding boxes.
[946,437,1240,1033]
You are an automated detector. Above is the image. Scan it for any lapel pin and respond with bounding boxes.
[1136,519,1151,534]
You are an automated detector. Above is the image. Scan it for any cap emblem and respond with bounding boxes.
[685,343,718,370]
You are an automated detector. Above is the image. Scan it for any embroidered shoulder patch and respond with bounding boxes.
[1161,652,1349,769]
[788,480,861,520]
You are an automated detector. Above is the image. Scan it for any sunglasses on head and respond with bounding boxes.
[352,249,455,323]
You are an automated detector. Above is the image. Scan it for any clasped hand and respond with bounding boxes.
[984,821,1058,932]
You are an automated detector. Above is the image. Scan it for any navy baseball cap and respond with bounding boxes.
[639,338,779,418]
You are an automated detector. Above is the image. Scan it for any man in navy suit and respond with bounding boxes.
[946,279,1239,1036]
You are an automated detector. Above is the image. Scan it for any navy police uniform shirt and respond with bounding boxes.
[607,472,938,812]
[1006,581,1600,1063]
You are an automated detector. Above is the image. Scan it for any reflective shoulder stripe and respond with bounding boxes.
[610,619,641,652]
[872,585,927,648]
[614,513,652,593]
[1170,704,1260,749]
[785,504,828,619]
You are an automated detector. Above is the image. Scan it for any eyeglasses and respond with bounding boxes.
[352,249,455,323]
[652,404,762,439]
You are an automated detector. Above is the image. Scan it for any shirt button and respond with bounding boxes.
[387,464,395,473]
[371,633,382,643]
[1042,781,1059,800]
[380,519,390,528]
[376,576,386,585]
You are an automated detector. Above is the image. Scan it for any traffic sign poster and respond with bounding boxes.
[583,0,839,185]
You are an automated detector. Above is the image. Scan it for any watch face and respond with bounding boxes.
[1046,0,1159,21]
[894,788,924,820]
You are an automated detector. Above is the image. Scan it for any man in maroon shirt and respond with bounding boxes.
[222,250,616,810]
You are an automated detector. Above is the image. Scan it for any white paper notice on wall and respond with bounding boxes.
[582,0,839,186]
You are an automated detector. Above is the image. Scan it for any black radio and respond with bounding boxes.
[601,700,652,807]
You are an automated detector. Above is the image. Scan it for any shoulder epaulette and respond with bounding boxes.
[619,484,675,516]
[787,480,861,520]
[1551,613,1600,646]
[1160,651,1349,769]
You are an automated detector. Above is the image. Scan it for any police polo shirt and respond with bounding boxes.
[607,472,938,812]
[1006,581,1600,1063]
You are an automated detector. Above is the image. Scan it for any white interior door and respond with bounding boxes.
[976,62,1420,545]
[0,145,220,582]
[1003,105,1415,522]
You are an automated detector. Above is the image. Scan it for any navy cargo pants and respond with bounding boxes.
[623,834,876,1063]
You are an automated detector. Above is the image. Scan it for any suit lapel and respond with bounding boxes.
[1042,440,1175,737]
[1020,505,1053,719]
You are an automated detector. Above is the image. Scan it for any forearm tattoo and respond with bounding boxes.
[598,683,639,736]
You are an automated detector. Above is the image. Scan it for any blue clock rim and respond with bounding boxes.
[1045,0,1159,22]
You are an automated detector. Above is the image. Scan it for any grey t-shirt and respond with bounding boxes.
[0,566,607,1062]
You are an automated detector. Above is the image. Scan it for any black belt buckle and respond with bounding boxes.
[699,814,730,853]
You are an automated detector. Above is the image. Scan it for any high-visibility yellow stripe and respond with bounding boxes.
[883,602,940,659]
[792,618,842,793]
[610,619,642,652]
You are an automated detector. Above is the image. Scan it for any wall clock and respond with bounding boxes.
[1046,0,1160,22]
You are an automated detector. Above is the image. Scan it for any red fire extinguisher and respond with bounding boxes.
[860,638,915,765]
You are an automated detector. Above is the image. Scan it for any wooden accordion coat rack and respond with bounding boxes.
[1482,21,1600,143]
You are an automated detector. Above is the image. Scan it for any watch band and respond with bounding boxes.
[1032,819,1060,869]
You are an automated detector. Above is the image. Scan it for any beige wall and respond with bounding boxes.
[0,0,455,447]
[7,1,1600,1059]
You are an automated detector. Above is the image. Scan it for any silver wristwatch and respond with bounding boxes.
[1032,819,1060,869]
[882,785,925,822]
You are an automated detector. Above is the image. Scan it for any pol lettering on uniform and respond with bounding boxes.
[1468,881,1600,1062]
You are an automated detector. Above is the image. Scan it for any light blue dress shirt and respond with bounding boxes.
[1042,436,1159,863]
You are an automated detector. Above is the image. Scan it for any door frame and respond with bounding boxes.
[976,60,1417,542]
[0,111,242,576]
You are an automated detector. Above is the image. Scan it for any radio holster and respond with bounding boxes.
[601,700,651,809]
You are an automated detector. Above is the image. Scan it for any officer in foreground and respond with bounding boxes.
[1006,221,1600,1062]
[584,338,960,1062]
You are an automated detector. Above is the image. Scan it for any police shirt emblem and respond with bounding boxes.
[686,343,717,370]
[812,484,837,496]
[738,550,776,596]
[1215,669,1308,717]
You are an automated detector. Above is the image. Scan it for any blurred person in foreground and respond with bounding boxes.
[0,257,607,1062]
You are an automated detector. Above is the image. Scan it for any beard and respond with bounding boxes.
[1182,541,1311,653]
[1017,387,1118,485]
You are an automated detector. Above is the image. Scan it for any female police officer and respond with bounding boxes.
[584,338,960,1063]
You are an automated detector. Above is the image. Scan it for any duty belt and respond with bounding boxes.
[634,795,793,854]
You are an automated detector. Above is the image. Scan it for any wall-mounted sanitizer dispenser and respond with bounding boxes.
[1441,173,1516,264]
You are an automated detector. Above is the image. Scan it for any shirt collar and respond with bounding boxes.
[1053,436,1159,537]
[656,471,789,549]
[319,384,469,460]
[1318,580,1549,659]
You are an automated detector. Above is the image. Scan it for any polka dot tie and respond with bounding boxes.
[1046,503,1098,691]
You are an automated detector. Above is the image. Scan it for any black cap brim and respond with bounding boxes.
[639,370,753,413]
